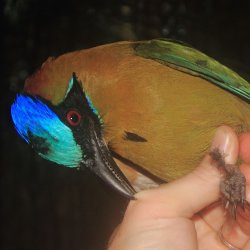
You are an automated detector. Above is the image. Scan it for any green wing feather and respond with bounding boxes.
[135,38,250,101]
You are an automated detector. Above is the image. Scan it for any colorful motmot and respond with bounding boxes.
[11,39,250,216]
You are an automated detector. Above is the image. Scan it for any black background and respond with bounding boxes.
[2,1,250,249]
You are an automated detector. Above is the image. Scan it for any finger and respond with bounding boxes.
[240,163,250,185]
[243,239,250,250]
[237,163,250,236]
[194,214,229,250]
[219,215,250,250]
[239,133,250,164]
[194,202,224,242]
[198,201,225,231]
[134,126,239,219]
[238,164,250,236]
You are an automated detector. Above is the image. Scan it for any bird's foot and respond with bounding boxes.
[209,148,247,219]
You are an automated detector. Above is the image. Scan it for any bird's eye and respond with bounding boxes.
[66,110,81,126]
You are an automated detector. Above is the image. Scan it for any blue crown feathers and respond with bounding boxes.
[11,95,82,167]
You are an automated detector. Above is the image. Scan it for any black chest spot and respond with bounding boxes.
[124,131,147,142]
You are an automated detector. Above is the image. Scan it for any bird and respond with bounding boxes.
[11,39,250,214]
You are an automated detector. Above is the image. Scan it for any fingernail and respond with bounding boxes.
[210,126,238,164]
[211,126,229,151]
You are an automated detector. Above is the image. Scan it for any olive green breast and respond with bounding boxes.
[95,56,250,181]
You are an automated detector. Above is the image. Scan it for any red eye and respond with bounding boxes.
[66,110,81,126]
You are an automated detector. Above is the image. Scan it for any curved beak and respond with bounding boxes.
[82,122,136,199]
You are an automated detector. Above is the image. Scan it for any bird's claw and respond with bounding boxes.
[209,148,247,219]
[220,169,246,218]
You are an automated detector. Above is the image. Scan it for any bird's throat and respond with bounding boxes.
[113,157,160,192]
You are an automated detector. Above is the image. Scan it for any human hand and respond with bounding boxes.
[108,126,250,250]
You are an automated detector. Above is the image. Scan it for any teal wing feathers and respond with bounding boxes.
[135,39,250,101]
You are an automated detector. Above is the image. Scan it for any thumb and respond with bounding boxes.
[134,126,239,219]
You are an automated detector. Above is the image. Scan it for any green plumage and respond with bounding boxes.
[135,39,250,101]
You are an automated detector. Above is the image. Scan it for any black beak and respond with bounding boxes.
[82,121,136,199]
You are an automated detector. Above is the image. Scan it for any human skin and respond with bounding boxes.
[108,126,250,250]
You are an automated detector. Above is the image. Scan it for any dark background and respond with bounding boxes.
[2,1,250,249]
